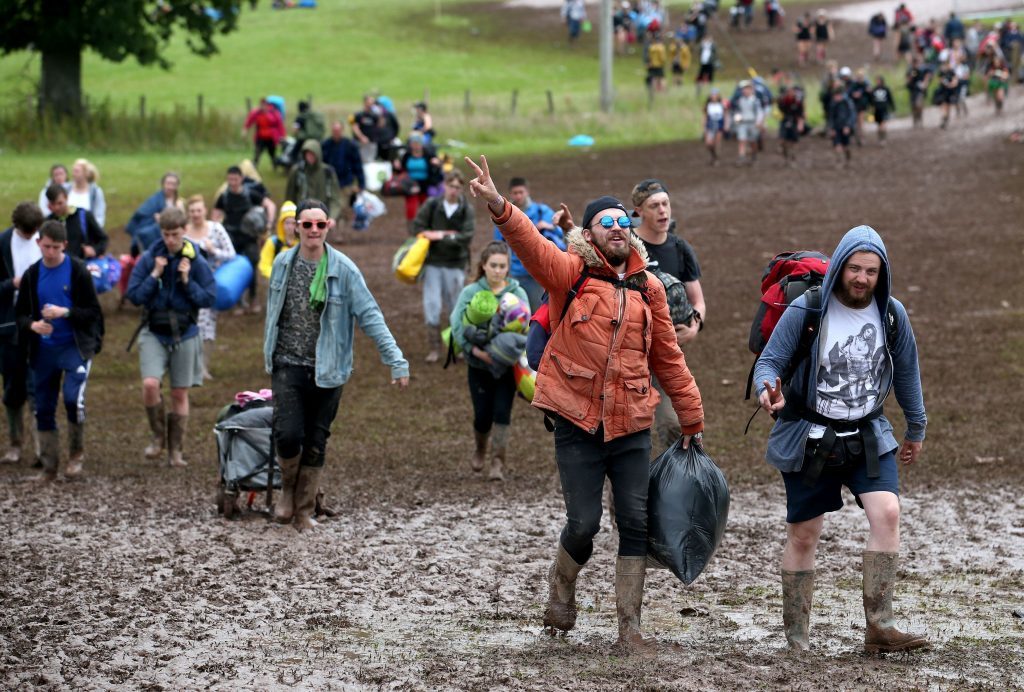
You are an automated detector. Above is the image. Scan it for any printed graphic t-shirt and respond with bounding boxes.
[808,294,889,439]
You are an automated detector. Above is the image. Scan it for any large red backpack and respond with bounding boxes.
[744,251,829,400]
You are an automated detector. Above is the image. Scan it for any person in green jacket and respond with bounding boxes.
[412,169,476,363]
[450,241,529,481]
[285,140,342,241]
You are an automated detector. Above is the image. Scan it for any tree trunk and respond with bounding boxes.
[40,47,82,116]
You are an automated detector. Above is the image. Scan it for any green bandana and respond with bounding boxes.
[309,253,328,311]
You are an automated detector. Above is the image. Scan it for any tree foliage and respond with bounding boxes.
[0,0,244,113]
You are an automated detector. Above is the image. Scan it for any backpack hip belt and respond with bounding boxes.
[780,404,883,486]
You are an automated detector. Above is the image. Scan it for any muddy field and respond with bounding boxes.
[4,10,1024,690]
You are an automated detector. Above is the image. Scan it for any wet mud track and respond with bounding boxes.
[3,53,1024,692]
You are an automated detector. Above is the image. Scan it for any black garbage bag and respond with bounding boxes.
[647,438,730,585]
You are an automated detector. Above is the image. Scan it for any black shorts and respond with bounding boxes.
[781,441,899,523]
[832,129,851,147]
[780,120,800,142]
[873,108,890,123]
[671,62,684,75]
[697,64,714,82]
[933,88,958,105]
[647,66,665,80]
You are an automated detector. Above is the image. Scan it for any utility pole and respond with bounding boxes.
[599,0,613,113]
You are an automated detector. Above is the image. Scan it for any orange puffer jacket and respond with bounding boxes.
[493,202,703,441]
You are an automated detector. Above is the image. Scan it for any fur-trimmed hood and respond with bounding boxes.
[564,227,651,286]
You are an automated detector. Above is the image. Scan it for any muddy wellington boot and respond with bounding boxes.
[144,402,166,460]
[471,430,488,473]
[38,429,60,481]
[293,465,323,532]
[424,327,442,364]
[862,551,930,653]
[201,345,214,381]
[782,569,815,651]
[543,544,583,631]
[615,556,655,652]
[3,405,25,464]
[489,423,508,481]
[65,422,86,478]
[166,413,188,468]
[273,454,301,524]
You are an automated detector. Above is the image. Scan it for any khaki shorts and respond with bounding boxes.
[138,329,203,389]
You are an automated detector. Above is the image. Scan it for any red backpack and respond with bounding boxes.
[744,251,829,400]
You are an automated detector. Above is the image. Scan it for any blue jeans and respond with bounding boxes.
[32,343,90,431]
[552,415,652,563]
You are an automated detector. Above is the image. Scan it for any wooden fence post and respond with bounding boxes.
[510,89,518,115]
[197,94,204,120]
[245,97,252,114]
[139,95,146,119]
[546,90,555,115]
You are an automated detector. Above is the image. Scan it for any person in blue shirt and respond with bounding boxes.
[15,220,104,480]
[126,207,217,469]
[493,177,564,310]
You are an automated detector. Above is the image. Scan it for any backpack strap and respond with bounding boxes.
[558,269,591,323]
[78,208,89,246]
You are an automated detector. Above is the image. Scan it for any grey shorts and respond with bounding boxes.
[736,122,759,142]
[138,329,203,389]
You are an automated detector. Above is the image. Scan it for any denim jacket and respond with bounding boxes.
[264,245,409,387]
[753,225,926,472]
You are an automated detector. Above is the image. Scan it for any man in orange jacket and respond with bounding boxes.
[466,155,705,651]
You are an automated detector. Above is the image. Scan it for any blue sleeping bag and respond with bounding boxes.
[214,255,254,311]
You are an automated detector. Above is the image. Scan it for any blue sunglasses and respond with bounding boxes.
[593,215,632,230]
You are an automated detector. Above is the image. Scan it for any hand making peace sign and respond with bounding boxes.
[464,155,504,208]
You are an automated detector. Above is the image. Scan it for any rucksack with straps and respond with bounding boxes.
[525,267,649,372]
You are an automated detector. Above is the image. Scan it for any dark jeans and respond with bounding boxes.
[467,365,516,434]
[1,340,32,410]
[551,415,652,563]
[253,138,277,168]
[271,365,343,468]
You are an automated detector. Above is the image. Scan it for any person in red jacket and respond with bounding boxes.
[466,154,705,652]
[242,98,285,170]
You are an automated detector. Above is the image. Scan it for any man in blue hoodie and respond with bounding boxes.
[127,207,217,468]
[754,226,929,654]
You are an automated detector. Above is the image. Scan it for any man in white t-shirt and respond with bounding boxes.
[0,202,44,465]
[754,225,929,654]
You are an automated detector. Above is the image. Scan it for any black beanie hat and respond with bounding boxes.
[581,196,629,230]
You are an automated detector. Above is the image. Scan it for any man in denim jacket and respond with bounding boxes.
[754,225,929,654]
[264,199,409,531]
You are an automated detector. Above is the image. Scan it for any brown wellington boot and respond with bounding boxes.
[37,429,60,481]
[64,422,86,478]
[488,423,508,482]
[144,402,166,460]
[862,551,930,653]
[166,413,189,468]
[424,327,442,364]
[293,465,323,532]
[470,430,488,473]
[782,569,815,651]
[273,454,301,524]
[3,405,25,464]
[615,556,655,653]
[542,544,583,631]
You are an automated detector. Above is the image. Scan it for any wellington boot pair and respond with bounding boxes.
[273,454,321,532]
[3,405,26,464]
[781,553,929,653]
[273,454,301,524]
[144,402,166,460]
[38,429,61,481]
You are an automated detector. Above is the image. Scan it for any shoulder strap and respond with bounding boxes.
[885,297,898,348]
[558,269,591,323]
[78,208,89,244]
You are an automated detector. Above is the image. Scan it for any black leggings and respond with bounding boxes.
[552,416,652,564]
[467,365,516,434]
[271,366,343,467]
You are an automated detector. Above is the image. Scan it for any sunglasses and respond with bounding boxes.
[300,220,329,230]
[592,215,632,230]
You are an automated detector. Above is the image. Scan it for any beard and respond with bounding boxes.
[592,235,631,266]
[836,279,875,309]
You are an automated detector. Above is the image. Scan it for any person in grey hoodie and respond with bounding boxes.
[754,225,929,654]
[732,81,765,165]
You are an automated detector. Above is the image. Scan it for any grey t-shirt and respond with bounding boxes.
[273,256,322,369]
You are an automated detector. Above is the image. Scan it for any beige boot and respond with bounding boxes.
[293,465,323,532]
[542,544,583,631]
[273,454,301,524]
[782,569,814,651]
[862,551,930,653]
[489,423,508,482]
[471,430,488,473]
[615,556,655,652]
[65,422,85,478]
[166,413,188,468]
[3,405,25,464]
[144,402,166,459]
[38,429,60,481]
[424,327,441,364]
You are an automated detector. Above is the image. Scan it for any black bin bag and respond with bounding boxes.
[647,438,730,585]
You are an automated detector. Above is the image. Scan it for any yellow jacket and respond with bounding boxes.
[258,200,297,278]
